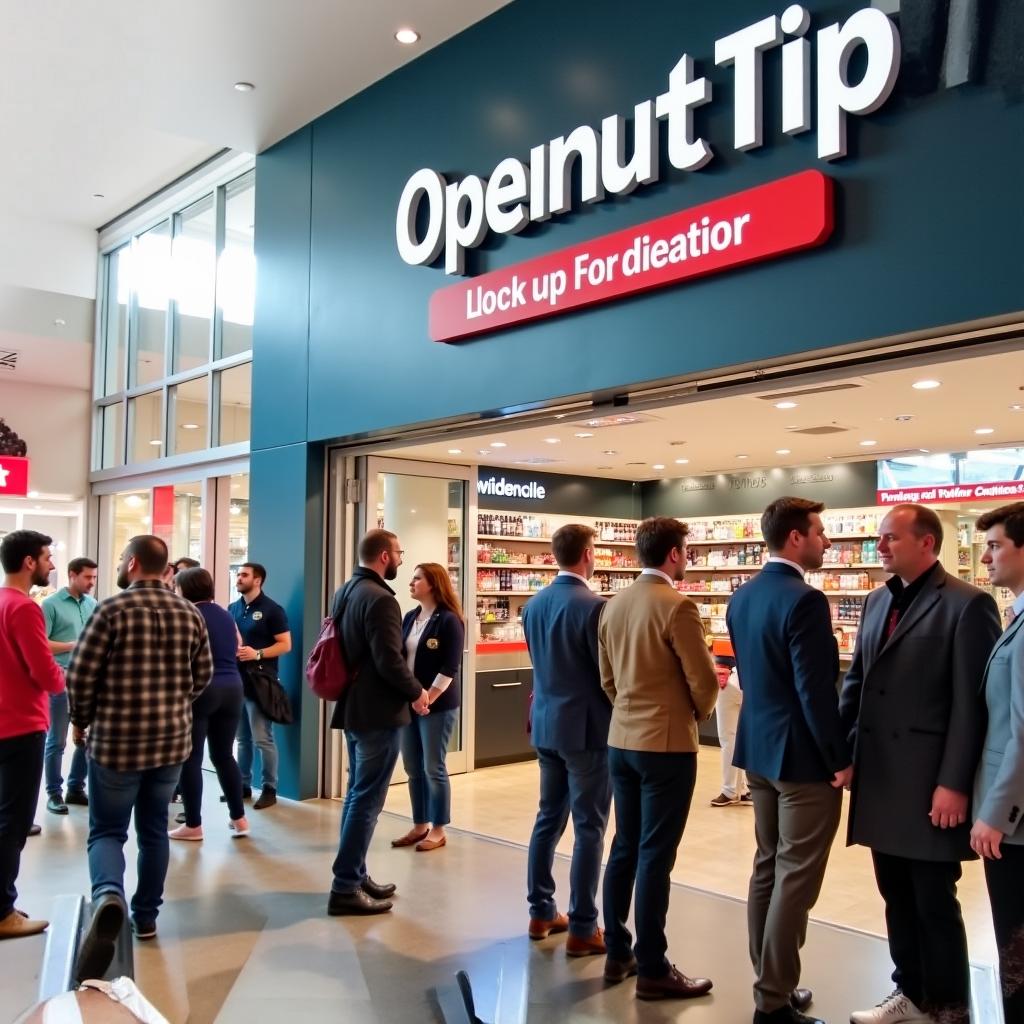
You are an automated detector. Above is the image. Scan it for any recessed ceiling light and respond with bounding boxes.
[574,431,594,438]
[674,458,689,465]
[395,27,420,44]
[776,448,791,455]
[859,440,877,447]
[912,379,941,390]
[478,449,491,456]
[894,414,913,422]
[919,448,930,453]
[124,494,144,508]
[652,463,665,470]
[735,454,749,459]
[975,427,994,435]
[149,439,162,446]
[1011,404,1023,412]
[490,441,507,448]
[92,193,104,199]
[543,437,560,444]
[447,448,462,455]
[181,423,200,430]
[53,318,66,327]
[602,449,617,456]
[775,401,798,410]
[233,81,255,92]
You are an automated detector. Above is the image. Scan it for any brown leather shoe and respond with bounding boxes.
[415,835,447,852]
[603,953,639,984]
[528,912,569,940]
[791,988,813,1012]
[392,828,429,848]
[566,928,606,957]
[635,965,713,1001]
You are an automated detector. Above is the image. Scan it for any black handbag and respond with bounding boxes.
[241,663,294,725]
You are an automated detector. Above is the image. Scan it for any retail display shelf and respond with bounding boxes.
[476,641,528,654]
[681,588,881,598]
[684,533,880,546]
[477,534,552,542]
[686,562,883,572]
[478,562,642,572]
[479,590,546,596]
[832,619,863,626]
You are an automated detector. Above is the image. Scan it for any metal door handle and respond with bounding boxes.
[491,681,522,689]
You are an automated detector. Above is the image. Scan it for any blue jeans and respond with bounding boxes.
[44,690,88,796]
[400,708,457,826]
[87,759,181,923]
[331,729,401,893]
[602,747,697,978]
[0,731,44,918]
[527,747,611,938]
[236,697,278,790]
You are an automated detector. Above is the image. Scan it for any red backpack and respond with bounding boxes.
[306,580,361,702]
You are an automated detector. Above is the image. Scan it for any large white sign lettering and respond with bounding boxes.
[477,476,547,500]
[397,4,900,275]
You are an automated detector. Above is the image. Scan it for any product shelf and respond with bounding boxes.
[685,562,883,572]
[686,533,880,545]
[478,562,642,571]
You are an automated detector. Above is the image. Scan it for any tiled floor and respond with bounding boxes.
[7,748,1000,1023]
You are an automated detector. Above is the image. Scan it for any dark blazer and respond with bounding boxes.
[521,574,609,753]
[839,565,1002,861]
[328,567,423,732]
[400,605,465,714]
[727,560,849,784]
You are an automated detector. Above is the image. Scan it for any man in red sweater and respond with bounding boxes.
[0,530,66,939]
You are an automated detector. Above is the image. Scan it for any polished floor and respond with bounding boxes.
[7,747,1001,1023]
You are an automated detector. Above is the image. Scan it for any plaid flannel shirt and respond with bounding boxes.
[67,579,213,771]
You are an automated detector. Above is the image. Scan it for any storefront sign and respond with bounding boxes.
[477,466,639,517]
[0,456,30,496]
[478,475,546,500]
[877,481,1024,505]
[430,171,832,342]
[398,5,899,275]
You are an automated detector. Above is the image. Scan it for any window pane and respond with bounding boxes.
[127,391,164,463]
[218,362,251,445]
[219,174,255,359]
[172,194,215,375]
[169,376,209,456]
[110,490,151,587]
[100,404,124,469]
[155,481,202,564]
[130,221,171,387]
[102,246,129,395]
[228,472,249,593]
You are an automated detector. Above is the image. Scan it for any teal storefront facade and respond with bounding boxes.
[249,0,1024,797]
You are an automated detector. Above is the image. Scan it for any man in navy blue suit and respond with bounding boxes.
[727,497,853,1024]
[522,523,610,957]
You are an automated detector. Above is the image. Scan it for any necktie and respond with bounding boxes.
[885,604,901,641]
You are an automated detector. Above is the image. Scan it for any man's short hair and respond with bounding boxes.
[551,524,596,568]
[761,497,826,553]
[173,557,200,571]
[976,502,1024,547]
[0,530,52,574]
[125,535,169,575]
[240,561,267,585]
[890,503,944,554]
[68,557,98,576]
[635,517,688,568]
[176,567,215,602]
[359,529,398,565]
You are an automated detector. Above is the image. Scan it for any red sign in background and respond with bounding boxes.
[878,481,1024,506]
[0,456,29,496]
[429,170,834,343]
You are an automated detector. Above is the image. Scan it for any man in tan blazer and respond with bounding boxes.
[599,516,719,1001]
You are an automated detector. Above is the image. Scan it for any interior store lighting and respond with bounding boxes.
[395,27,420,44]
[912,379,941,390]
[775,401,797,409]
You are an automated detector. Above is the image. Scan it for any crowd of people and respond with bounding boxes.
[1,499,1022,1024]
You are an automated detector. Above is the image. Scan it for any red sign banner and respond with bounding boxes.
[429,170,834,343]
[0,456,29,496]
[877,481,1024,506]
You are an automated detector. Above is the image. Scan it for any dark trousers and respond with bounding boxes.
[984,844,1024,1024]
[0,731,45,918]
[872,850,970,1016]
[602,747,697,978]
[180,685,245,827]
[527,746,611,938]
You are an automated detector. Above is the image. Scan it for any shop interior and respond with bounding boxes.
[356,341,1023,772]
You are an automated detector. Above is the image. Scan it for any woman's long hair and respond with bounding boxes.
[416,562,464,622]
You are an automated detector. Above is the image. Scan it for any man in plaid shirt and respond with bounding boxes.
[67,534,211,977]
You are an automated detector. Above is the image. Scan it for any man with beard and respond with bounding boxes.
[67,534,211,975]
[0,531,66,939]
[327,529,430,915]
[229,562,292,809]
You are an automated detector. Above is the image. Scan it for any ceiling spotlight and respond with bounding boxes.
[447,448,462,455]
[543,437,560,444]
[478,449,491,456]
[912,379,941,390]
[490,441,507,448]
[975,427,995,435]
[776,448,791,455]
[894,414,913,422]
[53,318,66,327]
[735,454,749,460]
[859,440,878,447]
[919,448,931,453]
[233,81,255,92]
[148,439,162,446]
[124,494,144,508]
[181,423,200,430]
[395,27,420,44]
[674,458,689,465]
[1011,404,1023,412]
[652,463,665,470]
[602,449,617,456]
[574,431,594,438]
[775,401,798,410]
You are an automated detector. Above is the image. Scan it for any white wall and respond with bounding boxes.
[0,213,98,299]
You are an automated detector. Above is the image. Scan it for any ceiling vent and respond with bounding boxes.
[786,424,852,435]
[754,382,866,401]
[573,413,660,429]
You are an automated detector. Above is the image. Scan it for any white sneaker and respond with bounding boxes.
[850,989,933,1024]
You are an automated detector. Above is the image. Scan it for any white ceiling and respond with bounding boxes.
[385,346,1024,480]
[0,0,511,230]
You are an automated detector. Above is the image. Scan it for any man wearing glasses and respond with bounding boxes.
[327,529,430,915]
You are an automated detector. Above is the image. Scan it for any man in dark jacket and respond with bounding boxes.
[327,529,429,915]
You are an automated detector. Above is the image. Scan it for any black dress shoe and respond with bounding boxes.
[361,877,397,900]
[65,790,89,806]
[791,989,813,1012]
[75,894,126,983]
[327,889,393,916]
[635,966,712,1000]
[753,1006,825,1024]
[221,786,252,802]
[47,795,68,815]
[28,823,41,836]
[253,786,277,810]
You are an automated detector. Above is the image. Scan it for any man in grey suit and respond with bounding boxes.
[970,502,1024,1023]
[840,503,1001,1024]
[521,523,610,956]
